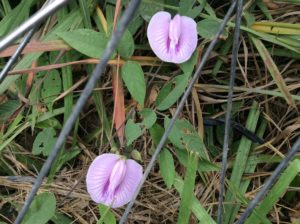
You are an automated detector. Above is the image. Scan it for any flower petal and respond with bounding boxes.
[111,159,143,208]
[147,11,172,62]
[172,16,198,64]
[86,153,119,204]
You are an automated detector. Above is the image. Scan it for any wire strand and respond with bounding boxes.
[217,1,244,223]
[235,137,300,224]
[118,1,238,223]
[13,0,141,223]
[0,0,55,84]
[0,0,68,52]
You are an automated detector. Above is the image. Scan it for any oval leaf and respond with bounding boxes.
[159,148,175,188]
[117,29,135,58]
[57,29,108,58]
[156,74,190,111]
[121,61,146,107]
[32,128,57,156]
[23,192,56,224]
[197,19,228,40]
[125,119,143,146]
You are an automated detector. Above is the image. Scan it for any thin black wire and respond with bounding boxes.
[0,28,36,83]
[0,0,68,53]
[235,137,300,224]
[0,0,55,83]
[13,0,141,223]
[217,0,244,223]
[119,1,237,223]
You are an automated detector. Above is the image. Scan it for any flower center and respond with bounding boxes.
[106,159,127,197]
[168,14,181,52]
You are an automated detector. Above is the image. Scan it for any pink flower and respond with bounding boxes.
[147,11,198,64]
[86,153,143,208]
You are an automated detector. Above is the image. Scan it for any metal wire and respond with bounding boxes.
[235,137,300,224]
[0,0,68,52]
[13,0,141,223]
[217,0,244,223]
[119,1,237,223]
[0,0,54,84]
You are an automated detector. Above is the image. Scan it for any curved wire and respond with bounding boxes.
[119,1,238,223]
[217,0,244,223]
[13,0,141,223]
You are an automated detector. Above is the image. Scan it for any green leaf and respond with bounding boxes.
[149,123,165,146]
[174,175,216,224]
[175,148,219,172]
[125,109,157,146]
[246,160,300,224]
[48,148,81,182]
[178,152,199,224]
[159,148,175,188]
[0,0,35,37]
[0,100,20,121]
[98,204,116,224]
[179,0,194,14]
[139,0,164,22]
[179,51,198,75]
[35,118,62,129]
[41,70,62,110]
[22,192,56,224]
[121,61,146,107]
[139,108,157,128]
[57,29,109,58]
[197,19,228,39]
[131,149,142,161]
[164,117,208,159]
[51,213,73,224]
[156,74,190,110]
[125,119,143,146]
[32,128,57,156]
[250,36,295,107]
[117,29,135,58]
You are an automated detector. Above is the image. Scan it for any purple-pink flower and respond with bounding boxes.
[86,153,143,208]
[147,11,198,64]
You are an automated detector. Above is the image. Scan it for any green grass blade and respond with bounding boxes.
[245,159,300,224]
[78,0,92,28]
[250,36,295,107]
[178,152,199,224]
[174,176,216,224]
[225,119,267,224]
[224,101,261,224]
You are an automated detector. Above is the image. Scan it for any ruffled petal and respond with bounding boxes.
[110,159,143,208]
[172,16,198,64]
[86,153,119,204]
[147,11,172,62]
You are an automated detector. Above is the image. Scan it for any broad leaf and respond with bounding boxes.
[159,148,175,188]
[41,70,62,110]
[197,19,228,39]
[57,29,108,58]
[32,128,57,156]
[125,119,143,146]
[117,29,135,58]
[22,192,56,224]
[121,61,146,107]
[156,74,190,110]
[98,204,116,224]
